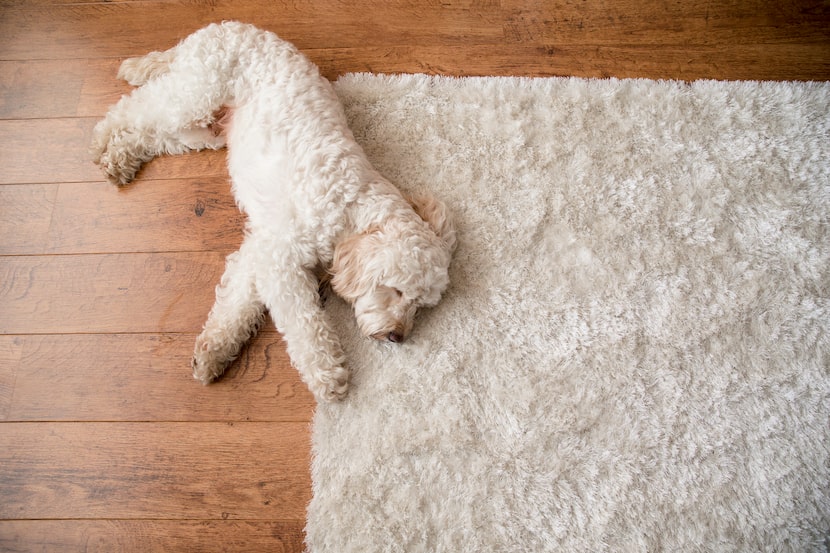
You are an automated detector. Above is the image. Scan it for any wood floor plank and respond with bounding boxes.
[0,336,24,420]
[0,1,505,60]
[0,60,88,120]
[0,184,58,255]
[0,253,223,334]
[0,520,305,553]
[499,0,830,47]
[77,58,131,118]
[313,43,830,82]
[46,178,243,254]
[0,119,102,185]
[0,422,312,520]
[0,58,126,120]
[1,1,827,63]
[5,333,314,422]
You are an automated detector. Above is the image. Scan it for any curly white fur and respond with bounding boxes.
[90,22,456,402]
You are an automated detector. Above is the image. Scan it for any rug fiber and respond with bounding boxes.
[306,75,830,552]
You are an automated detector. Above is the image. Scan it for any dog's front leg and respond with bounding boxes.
[256,266,349,402]
[193,242,265,384]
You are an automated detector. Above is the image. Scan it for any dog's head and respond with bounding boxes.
[330,195,456,343]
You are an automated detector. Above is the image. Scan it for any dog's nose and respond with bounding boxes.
[387,332,404,343]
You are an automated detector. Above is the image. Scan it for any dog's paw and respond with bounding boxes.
[98,147,144,186]
[309,365,350,403]
[191,337,230,385]
[89,121,145,186]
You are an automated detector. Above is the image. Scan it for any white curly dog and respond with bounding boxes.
[91,22,456,402]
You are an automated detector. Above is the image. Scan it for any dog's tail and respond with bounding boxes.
[117,49,176,86]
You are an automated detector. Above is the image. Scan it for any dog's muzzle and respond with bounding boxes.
[372,331,405,343]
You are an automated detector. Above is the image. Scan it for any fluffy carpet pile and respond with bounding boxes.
[306,75,829,552]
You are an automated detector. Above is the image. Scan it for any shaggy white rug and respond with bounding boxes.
[306,75,830,552]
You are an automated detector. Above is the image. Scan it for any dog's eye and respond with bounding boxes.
[393,288,403,298]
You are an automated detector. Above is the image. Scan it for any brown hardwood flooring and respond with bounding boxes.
[0,1,828,551]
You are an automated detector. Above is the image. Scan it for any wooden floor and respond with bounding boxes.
[0,1,828,551]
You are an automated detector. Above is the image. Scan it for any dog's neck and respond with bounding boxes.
[345,175,416,235]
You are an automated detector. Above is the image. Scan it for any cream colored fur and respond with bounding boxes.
[90,22,456,402]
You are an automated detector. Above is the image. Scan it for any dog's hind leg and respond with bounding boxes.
[91,51,229,185]
[116,48,229,149]
[192,241,265,384]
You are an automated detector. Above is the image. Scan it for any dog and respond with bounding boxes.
[90,22,456,402]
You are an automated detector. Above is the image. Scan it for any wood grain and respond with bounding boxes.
[1,1,828,62]
[4,333,314,422]
[0,253,224,334]
[46,178,243,254]
[0,336,24,420]
[0,520,305,553]
[0,422,311,520]
[311,42,830,82]
[0,119,102,184]
[0,1,504,59]
[0,184,58,255]
[0,59,89,120]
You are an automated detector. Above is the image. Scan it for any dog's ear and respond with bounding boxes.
[330,229,380,301]
[406,194,457,253]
